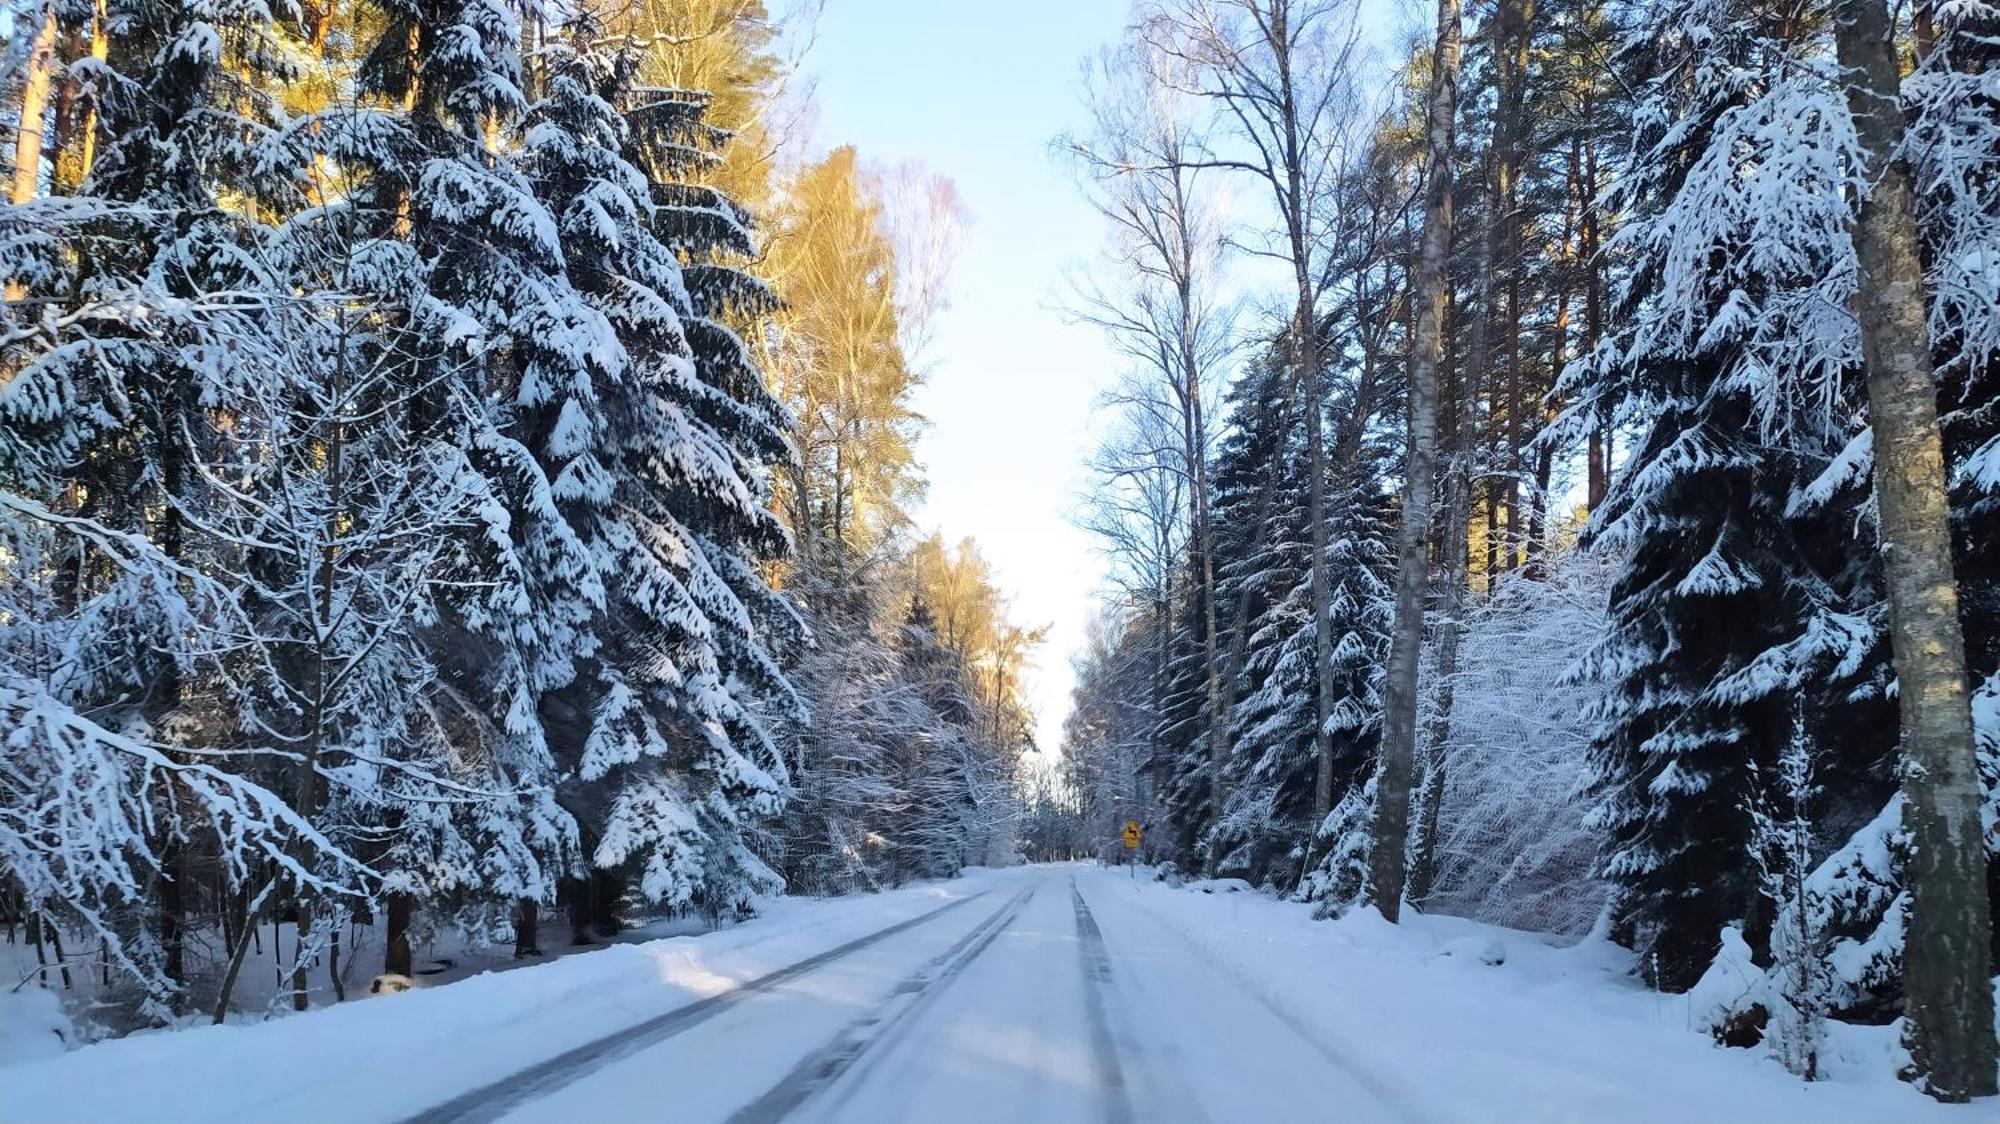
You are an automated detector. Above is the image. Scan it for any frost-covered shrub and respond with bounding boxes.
[1424,551,1614,936]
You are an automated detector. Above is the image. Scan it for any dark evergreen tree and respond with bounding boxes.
[1202,352,1315,880]
[1555,0,1896,989]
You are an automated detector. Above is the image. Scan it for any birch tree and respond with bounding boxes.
[1141,0,1367,854]
[1371,0,1463,922]
[1063,36,1233,837]
[1832,0,1996,1098]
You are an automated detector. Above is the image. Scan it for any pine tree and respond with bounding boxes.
[1181,351,1301,871]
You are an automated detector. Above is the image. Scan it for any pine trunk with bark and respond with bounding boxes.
[1191,361,1227,838]
[1581,103,1609,513]
[7,5,56,208]
[1305,286,1337,826]
[157,841,186,1015]
[290,908,311,1012]
[49,0,106,194]
[4,3,57,312]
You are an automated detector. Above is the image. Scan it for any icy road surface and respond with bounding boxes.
[3,864,1975,1123]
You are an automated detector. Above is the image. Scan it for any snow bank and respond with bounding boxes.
[0,987,73,1067]
[0,871,1017,1122]
[1081,868,1988,1123]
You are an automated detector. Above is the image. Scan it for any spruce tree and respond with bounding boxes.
[0,0,376,1014]
[1557,0,1896,989]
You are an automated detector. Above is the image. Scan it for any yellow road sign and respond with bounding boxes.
[1121,819,1143,849]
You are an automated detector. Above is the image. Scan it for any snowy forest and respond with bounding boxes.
[0,0,1038,1033]
[1,0,1997,1115]
[1028,0,1999,1105]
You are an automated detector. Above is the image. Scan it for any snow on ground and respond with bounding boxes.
[0,988,71,1067]
[1082,865,1987,1123]
[0,863,1990,1123]
[0,902,719,1062]
[0,870,1021,1122]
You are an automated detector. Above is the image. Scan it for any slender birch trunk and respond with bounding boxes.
[1260,16,1336,834]
[1370,0,1462,922]
[1833,0,1995,1099]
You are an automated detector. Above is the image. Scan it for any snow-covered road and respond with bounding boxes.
[3,863,1978,1123]
[407,866,1396,1123]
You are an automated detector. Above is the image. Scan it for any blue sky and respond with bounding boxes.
[801,1,1136,759]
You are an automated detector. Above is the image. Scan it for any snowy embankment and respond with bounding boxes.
[1080,867,1988,1123]
[0,869,1022,1122]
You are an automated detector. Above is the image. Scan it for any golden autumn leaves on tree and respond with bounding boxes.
[762,146,925,578]
[908,533,1048,746]
[753,141,1041,782]
[621,0,793,208]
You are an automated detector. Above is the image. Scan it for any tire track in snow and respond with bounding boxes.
[400,890,993,1124]
[725,883,1039,1123]
[1070,877,1135,1124]
[1104,878,1429,1123]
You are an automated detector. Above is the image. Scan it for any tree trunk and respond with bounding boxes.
[44,915,71,989]
[212,877,275,1024]
[1188,336,1229,843]
[328,917,345,1003]
[590,869,623,937]
[383,892,413,977]
[157,840,186,1016]
[1371,0,1462,923]
[30,910,72,989]
[1582,119,1608,514]
[1497,0,1533,573]
[1305,288,1337,827]
[565,874,597,944]
[4,3,57,310]
[49,0,106,194]
[1526,168,1573,576]
[8,5,57,208]
[1833,0,1996,1099]
[514,899,541,958]
[1409,287,1468,909]
[29,911,48,986]
[290,908,311,1013]
[1405,618,1460,906]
